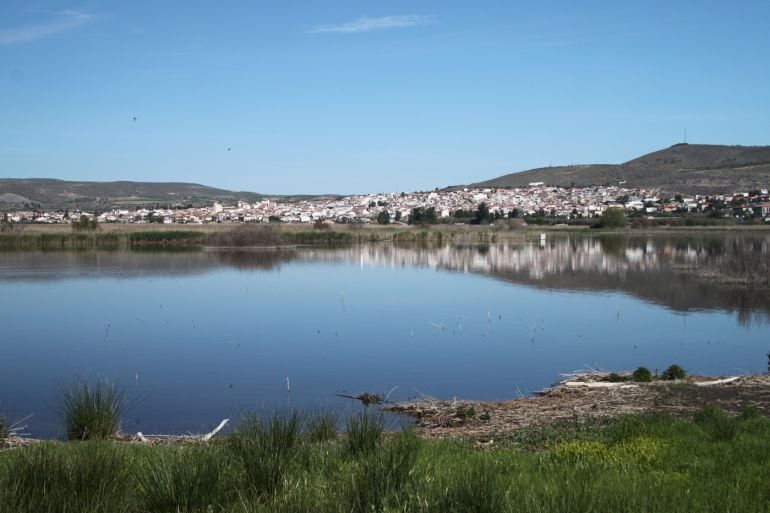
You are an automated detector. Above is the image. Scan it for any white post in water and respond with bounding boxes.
[540,233,546,247]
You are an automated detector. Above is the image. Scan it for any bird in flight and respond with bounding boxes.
[227,147,231,151]
[132,116,138,122]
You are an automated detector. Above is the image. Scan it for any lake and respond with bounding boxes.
[1,233,769,438]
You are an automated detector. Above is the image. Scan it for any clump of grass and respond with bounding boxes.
[632,366,653,382]
[436,457,510,513]
[694,405,738,441]
[227,410,303,497]
[305,409,339,442]
[58,377,130,441]
[661,364,686,380]
[740,405,762,421]
[139,445,236,512]
[346,408,385,456]
[346,429,421,512]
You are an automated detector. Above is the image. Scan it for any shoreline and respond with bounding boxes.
[386,372,770,442]
[4,373,769,449]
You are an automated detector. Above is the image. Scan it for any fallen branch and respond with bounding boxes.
[202,418,229,441]
[563,381,638,389]
[694,376,740,387]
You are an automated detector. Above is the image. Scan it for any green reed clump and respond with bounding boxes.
[345,408,385,456]
[0,442,135,513]
[206,224,286,247]
[139,445,237,513]
[346,429,421,513]
[304,409,339,442]
[227,410,303,497]
[288,231,353,245]
[58,377,129,441]
[128,231,203,244]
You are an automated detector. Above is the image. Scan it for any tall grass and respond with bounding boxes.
[345,408,385,456]
[58,377,130,441]
[2,406,770,512]
[226,410,303,497]
[139,445,237,513]
[304,409,339,442]
[0,442,136,513]
[346,429,421,512]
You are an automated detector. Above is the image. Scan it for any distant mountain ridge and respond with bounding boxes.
[0,179,329,210]
[473,144,770,195]
[0,178,263,210]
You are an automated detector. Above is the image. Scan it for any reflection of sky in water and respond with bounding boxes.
[0,238,768,438]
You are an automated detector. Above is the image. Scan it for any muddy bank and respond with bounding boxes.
[387,374,770,440]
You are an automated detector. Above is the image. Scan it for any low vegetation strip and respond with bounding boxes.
[1,407,769,512]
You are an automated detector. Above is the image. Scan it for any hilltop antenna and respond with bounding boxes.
[684,128,687,144]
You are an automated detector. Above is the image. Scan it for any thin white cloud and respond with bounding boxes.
[0,10,93,44]
[309,15,435,34]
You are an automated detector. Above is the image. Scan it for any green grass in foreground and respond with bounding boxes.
[1,407,770,512]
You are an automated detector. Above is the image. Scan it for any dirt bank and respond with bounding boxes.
[387,374,770,440]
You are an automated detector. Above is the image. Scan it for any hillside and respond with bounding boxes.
[472,144,770,194]
[0,179,278,210]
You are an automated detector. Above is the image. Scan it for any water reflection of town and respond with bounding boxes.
[296,235,770,325]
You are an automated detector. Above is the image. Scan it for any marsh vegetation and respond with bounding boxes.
[2,407,770,512]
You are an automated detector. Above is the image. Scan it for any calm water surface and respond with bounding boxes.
[1,234,768,438]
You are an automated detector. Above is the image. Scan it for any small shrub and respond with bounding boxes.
[604,372,629,383]
[71,215,99,231]
[305,409,339,442]
[456,405,476,420]
[346,408,385,456]
[313,219,331,230]
[661,364,686,381]
[58,377,129,440]
[632,366,653,382]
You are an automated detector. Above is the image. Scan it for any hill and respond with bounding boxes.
[0,179,331,210]
[472,144,770,194]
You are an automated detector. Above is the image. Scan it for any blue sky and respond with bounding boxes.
[2,1,769,195]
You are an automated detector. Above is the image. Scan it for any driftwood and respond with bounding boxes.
[694,376,740,387]
[130,418,230,445]
[563,381,639,389]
